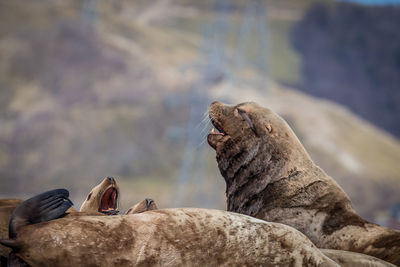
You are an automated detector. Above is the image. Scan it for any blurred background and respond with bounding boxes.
[0,0,399,228]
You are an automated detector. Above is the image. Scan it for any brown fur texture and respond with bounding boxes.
[208,101,400,265]
[0,200,23,259]
[10,208,338,267]
[320,249,395,267]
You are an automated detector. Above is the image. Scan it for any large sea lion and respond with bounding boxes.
[0,189,342,267]
[207,101,400,265]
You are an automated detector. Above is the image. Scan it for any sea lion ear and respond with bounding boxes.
[265,124,273,133]
[9,189,73,239]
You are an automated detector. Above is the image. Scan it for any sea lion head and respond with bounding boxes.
[125,198,158,214]
[208,101,312,184]
[80,176,119,214]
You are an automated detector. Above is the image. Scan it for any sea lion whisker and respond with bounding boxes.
[198,124,215,148]
[197,110,211,126]
[201,111,211,123]
[200,122,213,137]
[196,115,212,131]
[197,137,208,148]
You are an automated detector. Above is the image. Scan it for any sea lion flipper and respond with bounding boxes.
[38,198,72,222]
[9,189,73,238]
[7,253,29,267]
[37,188,70,205]
[39,189,71,206]
[0,239,19,250]
[40,196,73,214]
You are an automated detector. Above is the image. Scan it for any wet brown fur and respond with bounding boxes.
[0,200,23,259]
[208,102,400,265]
[10,208,339,266]
[320,249,395,267]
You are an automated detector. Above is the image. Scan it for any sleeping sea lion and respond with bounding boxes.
[122,200,394,266]
[125,198,158,214]
[0,189,341,267]
[122,196,394,266]
[207,101,400,265]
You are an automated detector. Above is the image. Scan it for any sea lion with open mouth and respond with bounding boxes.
[0,189,343,267]
[207,101,400,265]
[80,176,120,215]
[0,176,120,262]
[79,176,158,215]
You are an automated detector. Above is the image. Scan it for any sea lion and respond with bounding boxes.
[80,176,119,215]
[207,101,400,265]
[125,198,158,214]
[0,176,119,261]
[0,189,340,267]
[122,200,394,267]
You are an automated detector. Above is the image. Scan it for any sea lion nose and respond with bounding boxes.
[145,198,154,208]
[107,176,115,184]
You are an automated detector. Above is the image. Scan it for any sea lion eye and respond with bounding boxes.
[86,192,92,201]
[237,109,255,132]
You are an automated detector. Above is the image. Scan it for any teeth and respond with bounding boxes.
[210,127,225,136]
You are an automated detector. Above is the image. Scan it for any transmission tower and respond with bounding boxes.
[175,0,270,207]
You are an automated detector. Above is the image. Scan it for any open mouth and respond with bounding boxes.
[99,186,118,213]
[209,118,226,136]
[208,116,228,150]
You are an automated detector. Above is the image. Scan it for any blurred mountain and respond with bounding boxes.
[0,0,399,225]
[292,2,400,138]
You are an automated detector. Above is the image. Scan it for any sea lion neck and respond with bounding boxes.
[218,137,316,216]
